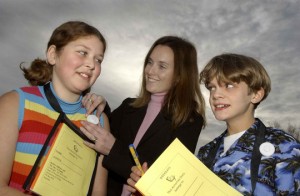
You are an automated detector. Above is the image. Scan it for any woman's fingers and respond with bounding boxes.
[80,121,102,142]
[82,93,106,117]
[80,120,115,155]
[94,95,106,117]
[80,125,96,142]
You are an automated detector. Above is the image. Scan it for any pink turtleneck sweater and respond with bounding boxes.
[133,93,165,146]
[121,93,165,196]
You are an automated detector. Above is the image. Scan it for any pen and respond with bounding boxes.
[129,144,144,175]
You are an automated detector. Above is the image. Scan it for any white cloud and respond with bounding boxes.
[1,0,299,146]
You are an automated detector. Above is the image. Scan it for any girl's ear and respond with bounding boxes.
[251,88,265,104]
[46,45,57,65]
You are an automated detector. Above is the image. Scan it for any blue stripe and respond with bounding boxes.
[16,142,50,155]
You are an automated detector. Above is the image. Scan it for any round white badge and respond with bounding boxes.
[259,142,275,157]
[87,115,99,125]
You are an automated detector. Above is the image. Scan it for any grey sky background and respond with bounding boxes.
[1,0,299,152]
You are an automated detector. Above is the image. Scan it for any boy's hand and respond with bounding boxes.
[126,162,148,194]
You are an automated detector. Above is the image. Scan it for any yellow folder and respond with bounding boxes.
[29,124,97,196]
[135,138,242,196]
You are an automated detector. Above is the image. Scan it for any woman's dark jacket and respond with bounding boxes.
[102,98,204,195]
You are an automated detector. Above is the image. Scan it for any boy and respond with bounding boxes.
[197,53,300,195]
[126,53,300,195]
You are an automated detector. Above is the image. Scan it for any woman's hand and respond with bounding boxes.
[80,119,115,155]
[126,162,148,194]
[82,93,106,118]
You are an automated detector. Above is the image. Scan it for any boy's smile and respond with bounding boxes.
[214,104,230,110]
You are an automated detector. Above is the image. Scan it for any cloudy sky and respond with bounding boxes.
[1,0,299,151]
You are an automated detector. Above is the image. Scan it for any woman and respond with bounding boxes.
[80,36,206,195]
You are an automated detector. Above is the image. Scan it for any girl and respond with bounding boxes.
[0,21,109,196]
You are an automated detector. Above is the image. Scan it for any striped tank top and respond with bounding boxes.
[9,83,103,191]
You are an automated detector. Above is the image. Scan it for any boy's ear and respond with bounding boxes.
[46,45,57,65]
[251,88,265,104]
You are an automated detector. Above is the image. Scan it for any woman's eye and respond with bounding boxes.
[159,64,167,69]
[79,51,87,56]
[146,59,153,65]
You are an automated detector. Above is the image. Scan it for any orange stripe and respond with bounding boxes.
[73,120,82,127]
[31,126,63,188]
[23,110,56,126]
[12,161,32,176]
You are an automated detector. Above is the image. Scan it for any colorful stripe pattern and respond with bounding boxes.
[9,85,87,191]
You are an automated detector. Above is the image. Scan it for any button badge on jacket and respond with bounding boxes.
[259,142,275,157]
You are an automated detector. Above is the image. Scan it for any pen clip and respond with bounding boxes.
[129,144,138,156]
[129,144,144,175]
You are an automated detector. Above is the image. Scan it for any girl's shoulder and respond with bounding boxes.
[0,90,19,106]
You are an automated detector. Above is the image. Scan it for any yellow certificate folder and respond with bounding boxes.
[135,138,242,196]
[30,124,97,196]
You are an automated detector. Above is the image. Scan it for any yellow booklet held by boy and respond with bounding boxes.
[135,138,242,196]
